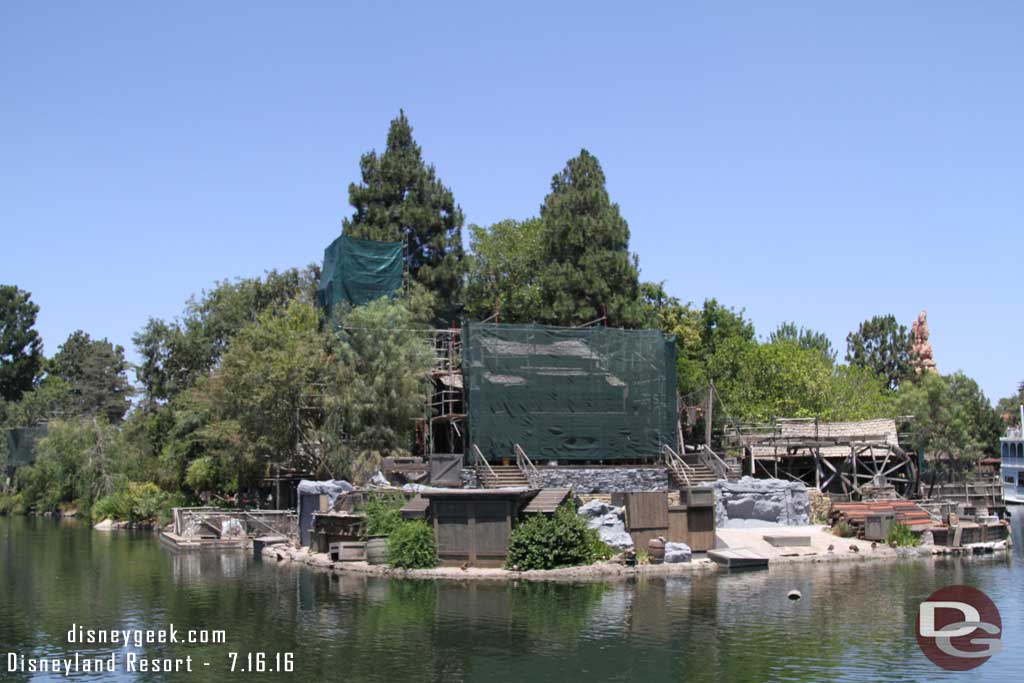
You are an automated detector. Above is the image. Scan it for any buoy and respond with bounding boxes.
[787,590,802,601]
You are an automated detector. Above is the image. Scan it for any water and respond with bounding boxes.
[1,513,1022,682]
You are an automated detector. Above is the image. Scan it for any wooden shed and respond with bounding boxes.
[423,489,528,567]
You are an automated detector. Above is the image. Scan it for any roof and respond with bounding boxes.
[750,418,900,460]
[400,496,430,519]
[522,488,572,514]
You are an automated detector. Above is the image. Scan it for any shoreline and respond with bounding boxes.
[262,536,1012,584]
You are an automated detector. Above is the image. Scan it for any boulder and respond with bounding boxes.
[93,518,115,531]
[578,502,633,550]
[664,542,692,563]
[578,500,616,519]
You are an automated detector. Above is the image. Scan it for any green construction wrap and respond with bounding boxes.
[463,322,677,462]
[7,425,48,468]
[317,234,403,312]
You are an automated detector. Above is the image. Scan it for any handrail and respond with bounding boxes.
[514,443,542,488]
[663,444,693,489]
[700,445,731,480]
[472,444,498,481]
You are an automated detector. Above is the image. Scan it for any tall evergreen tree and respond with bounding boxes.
[845,314,914,391]
[0,285,44,402]
[535,150,642,327]
[51,330,133,422]
[343,111,465,310]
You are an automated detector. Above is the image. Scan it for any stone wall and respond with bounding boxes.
[459,466,668,493]
[537,467,668,493]
[711,477,810,527]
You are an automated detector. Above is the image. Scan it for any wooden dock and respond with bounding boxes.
[708,548,769,569]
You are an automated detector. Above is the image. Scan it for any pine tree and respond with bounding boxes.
[536,150,642,327]
[343,111,465,311]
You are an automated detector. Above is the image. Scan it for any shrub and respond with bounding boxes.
[588,530,616,562]
[387,520,437,569]
[886,522,920,547]
[505,504,597,571]
[91,482,174,525]
[362,494,405,537]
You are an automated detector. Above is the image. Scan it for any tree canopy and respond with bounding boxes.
[0,285,44,403]
[845,314,914,390]
[464,218,544,322]
[535,150,642,328]
[343,111,465,311]
[50,330,133,423]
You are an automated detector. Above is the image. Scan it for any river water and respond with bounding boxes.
[1,513,1022,682]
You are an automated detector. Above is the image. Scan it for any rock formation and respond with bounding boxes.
[911,309,937,374]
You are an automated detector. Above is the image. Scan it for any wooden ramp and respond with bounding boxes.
[763,534,812,547]
[708,548,769,569]
[523,488,571,515]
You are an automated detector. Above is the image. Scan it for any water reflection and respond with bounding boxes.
[1,514,1022,682]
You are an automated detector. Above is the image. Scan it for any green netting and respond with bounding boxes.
[7,425,48,468]
[463,322,677,462]
[317,234,403,312]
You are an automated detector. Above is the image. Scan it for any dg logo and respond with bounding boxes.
[916,585,1002,671]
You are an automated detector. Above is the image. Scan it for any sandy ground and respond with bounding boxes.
[262,524,1008,582]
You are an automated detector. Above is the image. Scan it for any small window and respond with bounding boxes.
[1006,476,1015,485]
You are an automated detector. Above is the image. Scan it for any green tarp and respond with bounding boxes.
[317,234,403,313]
[6,425,48,469]
[463,322,677,462]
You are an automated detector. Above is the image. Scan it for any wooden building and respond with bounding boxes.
[423,489,530,567]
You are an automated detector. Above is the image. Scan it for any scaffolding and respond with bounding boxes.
[416,327,465,457]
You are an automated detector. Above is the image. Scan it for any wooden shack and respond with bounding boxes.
[624,492,669,549]
[423,489,528,567]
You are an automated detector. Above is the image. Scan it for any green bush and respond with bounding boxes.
[588,529,616,561]
[886,522,921,547]
[387,520,437,569]
[91,482,174,525]
[362,494,405,537]
[505,504,598,571]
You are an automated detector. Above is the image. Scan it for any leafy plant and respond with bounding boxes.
[387,520,437,569]
[588,529,616,561]
[886,522,921,547]
[362,494,405,537]
[505,504,598,571]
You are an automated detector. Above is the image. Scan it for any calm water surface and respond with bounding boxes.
[2,512,1023,682]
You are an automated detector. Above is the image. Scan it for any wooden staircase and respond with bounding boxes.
[478,464,530,489]
[668,460,720,487]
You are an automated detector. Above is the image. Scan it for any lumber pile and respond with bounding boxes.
[829,500,934,537]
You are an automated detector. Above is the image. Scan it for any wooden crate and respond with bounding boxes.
[679,487,715,507]
[329,541,366,562]
[625,492,668,529]
[426,491,524,568]
[667,506,688,543]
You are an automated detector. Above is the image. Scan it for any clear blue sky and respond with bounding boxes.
[2,2,1021,404]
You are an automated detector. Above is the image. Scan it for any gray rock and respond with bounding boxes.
[712,477,811,526]
[664,542,692,563]
[578,500,616,519]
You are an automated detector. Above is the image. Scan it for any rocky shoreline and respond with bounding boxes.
[261,534,1011,583]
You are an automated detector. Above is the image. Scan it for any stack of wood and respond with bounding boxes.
[829,501,934,537]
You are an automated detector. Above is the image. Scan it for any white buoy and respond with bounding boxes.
[787,590,802,601]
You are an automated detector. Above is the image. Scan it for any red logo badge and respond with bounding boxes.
[916,585,1002,671]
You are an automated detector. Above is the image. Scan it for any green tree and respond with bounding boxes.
[343,111,465,310]
[996,381,1024,427]
[185,300,330,493]
[0,285,44,402]
[325,297,434,482]
[897,371,1002,477]
[845,314,914,390]
[535,150,642,328]
[464,218,544,322]
[50,331,133,422]
[770,322,836,363]
[133,267,318,406]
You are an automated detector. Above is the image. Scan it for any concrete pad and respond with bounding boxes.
[763,534,812,547]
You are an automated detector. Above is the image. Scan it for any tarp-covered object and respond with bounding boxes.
[6,425,48,469]
[317,234,403,312]
[463,322,677,462]
[297,479,354,546]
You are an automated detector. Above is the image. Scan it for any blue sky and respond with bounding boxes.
[2,2,1021,404]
